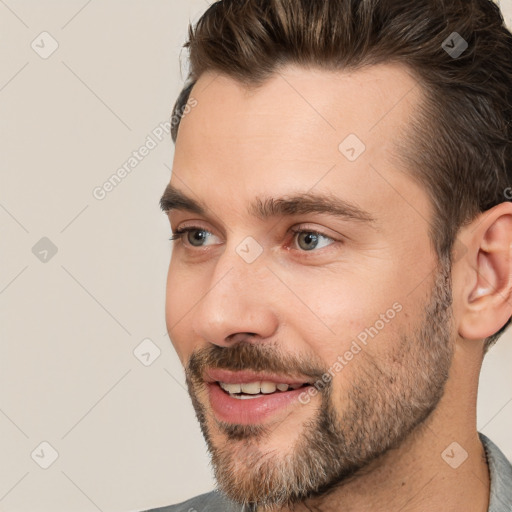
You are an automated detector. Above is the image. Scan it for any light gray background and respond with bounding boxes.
[1,1,511,511]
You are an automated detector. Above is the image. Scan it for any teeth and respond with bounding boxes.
[260,381,277,394]
[218,381,304,394]
[219,382,241,394]
[240,382,261,394]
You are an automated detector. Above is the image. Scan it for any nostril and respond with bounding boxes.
[226,333,258,344]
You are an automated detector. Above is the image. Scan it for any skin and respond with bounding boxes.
[163,63,512,511]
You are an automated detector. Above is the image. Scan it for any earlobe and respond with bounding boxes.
[458,204,512,340]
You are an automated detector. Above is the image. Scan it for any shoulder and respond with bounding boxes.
[142,490,245,512]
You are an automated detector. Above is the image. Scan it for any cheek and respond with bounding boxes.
[293,266,415,373]
[294,270,396,339]
[164,260,202,363]
[286,282,369,375]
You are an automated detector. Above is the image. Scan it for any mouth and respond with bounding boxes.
[217,381,310,398]
[203,369,316,424]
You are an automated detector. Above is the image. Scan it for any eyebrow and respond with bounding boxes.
[160,183,377,226]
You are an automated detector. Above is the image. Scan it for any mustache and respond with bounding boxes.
[186,341,327,384]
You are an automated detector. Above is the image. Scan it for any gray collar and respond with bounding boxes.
[480,432,512,512]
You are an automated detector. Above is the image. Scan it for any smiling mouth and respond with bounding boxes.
[204,370,317,424]
[217,381,311,399]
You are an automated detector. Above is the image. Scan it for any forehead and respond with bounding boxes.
[171,63,430,231]
[177,62,420,149]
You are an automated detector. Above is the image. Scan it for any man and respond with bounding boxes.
[148,0,512,510]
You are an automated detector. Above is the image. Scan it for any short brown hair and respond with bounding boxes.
[171,0,512,352]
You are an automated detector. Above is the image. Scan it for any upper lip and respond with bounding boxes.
[203,368,313,385]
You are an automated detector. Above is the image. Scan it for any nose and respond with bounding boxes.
[190,244,279,348]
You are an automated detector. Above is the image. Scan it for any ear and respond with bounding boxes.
[457,202,512,340]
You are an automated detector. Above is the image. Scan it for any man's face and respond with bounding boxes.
[164,64,456,509]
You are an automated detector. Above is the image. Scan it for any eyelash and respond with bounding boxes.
[169,225,337,253]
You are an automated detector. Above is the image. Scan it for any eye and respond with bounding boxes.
[289,228,335,252]
[169,226,337,252]
[169,226,219,247]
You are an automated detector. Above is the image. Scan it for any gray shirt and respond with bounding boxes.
[145,433,512,512]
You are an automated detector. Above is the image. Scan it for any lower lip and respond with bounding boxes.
[207,383,312,424]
